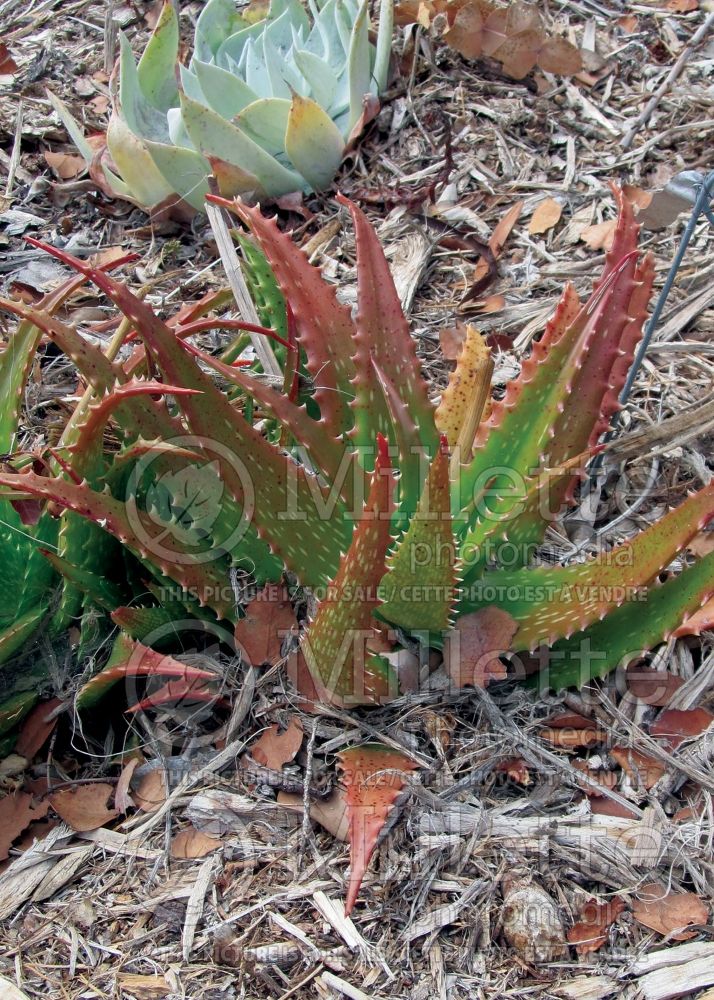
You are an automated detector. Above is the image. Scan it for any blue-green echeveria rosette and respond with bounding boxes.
[48,0,394,210]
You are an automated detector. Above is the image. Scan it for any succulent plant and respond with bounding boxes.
[1,188,713,908]
[49,0,393,210]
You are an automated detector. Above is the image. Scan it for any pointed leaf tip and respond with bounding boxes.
[337,743,419,914]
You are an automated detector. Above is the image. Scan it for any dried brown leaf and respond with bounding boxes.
[650,708,714,750]
[687,531,714,557]
[571,759,619,797]
[15,698,62,759]
[528,197,563,235]
[610,747,665,790]
[250,717,303,771]
[626,665,684,706]
[133,770,167,813]
[171,825,222,859]
[233,585,297,665]
[44,151,86,180]
[49,783,119,832]
[489,200,524,255]
[579,219,617,251]
[544,711,594,729]
[443,607,518,688]
[540,727,605,748]
[538,35,583,75]
[0,43,18,75]
[472,293,505,313]
[115,758,139,813]
[567,897,626,955]
[496,29,542,78]
[495,757,531,785]
[622,184,654,211]
[589,797,641,818]
[665,0,698,10]
[444,3,485,59]
[633,884,708,940]
[0,793,49,860]
[439,322,470,360]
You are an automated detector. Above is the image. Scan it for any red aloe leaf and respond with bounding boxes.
[183,340,362,509]
[210,195,356,438]
[296,435,398,707]
[126,676,221,714]
[0,253,135,451]
[173,317,291,350]
[77,633,216,710]
[0,297,183,445]
[337,743,419,915]
[467,481,714,650]
[0,469,238,621]
[67,380,199,479]
[457,186,654,584]
[22,238,351,588]
[337,194,439,466]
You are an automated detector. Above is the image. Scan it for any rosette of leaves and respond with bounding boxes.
[49,0,393,211]
[2,189,714,908]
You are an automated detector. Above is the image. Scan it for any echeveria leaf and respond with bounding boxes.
[292,48,339,108]
[117,34,170,142]
[144,139,211,210]
[180,93,303,197]
[106,115,174,209]
[347,0,371,130]
[194,0,248,62]
[235,97,291,155]
[373,0,393,92]
[192,59,259,119]
[284,93,345,190]
[137,1,180,112]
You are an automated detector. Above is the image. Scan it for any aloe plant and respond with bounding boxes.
[49,0,393,210]
[1,188,713,910]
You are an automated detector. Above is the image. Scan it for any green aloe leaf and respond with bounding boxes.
[0,689,39,738]
[0,606,48,667]
[462,482,714,649]
[338,194,439,482]
[297,436,398,707]
[76,633,217,710]
[378,441,457,633]
[456,192,653,585]
[531,551,714,692]
[223,198,357,437]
